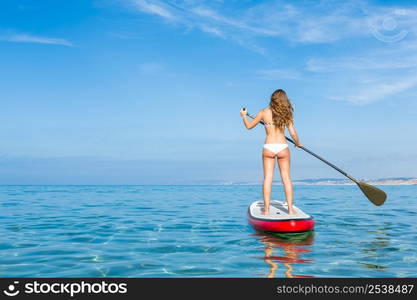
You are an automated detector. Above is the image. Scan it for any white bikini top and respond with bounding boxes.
[264,121,276,126]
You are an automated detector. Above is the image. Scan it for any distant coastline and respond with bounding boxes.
[221,177,417,186]
[1,178,416,186]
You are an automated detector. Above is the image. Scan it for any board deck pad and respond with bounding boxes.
[249,200,311,220]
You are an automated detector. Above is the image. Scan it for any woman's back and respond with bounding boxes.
[262,108,287,144]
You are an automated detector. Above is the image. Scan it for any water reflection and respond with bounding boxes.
[358,223,392,271]
[362,224,391,256]
[255,231,315,278]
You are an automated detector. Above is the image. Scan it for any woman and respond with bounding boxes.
[240,89,301,215]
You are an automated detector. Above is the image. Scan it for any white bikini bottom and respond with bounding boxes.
[263,143,288,154]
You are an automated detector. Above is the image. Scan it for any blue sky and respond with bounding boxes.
[0,0,416,184]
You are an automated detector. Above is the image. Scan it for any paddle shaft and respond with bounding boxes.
[246,112,357,183]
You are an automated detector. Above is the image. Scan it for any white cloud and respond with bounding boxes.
[330,75,417,105]
[1,33,73,46]
[132,0,175,20]
[198,24,225,38]
[306,37,417,104]
[125,0,417,45]
[306,54,417,72]
[123,0,417,105]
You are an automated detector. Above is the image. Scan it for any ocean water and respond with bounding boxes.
[0,185,416,278]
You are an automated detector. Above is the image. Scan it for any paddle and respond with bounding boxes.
[245,110,387,206]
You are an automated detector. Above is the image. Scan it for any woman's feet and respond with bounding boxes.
[261,202,297,215]
[261,207,270,215]
[288,207,296,215]
[284,202,296,215]
[262,203,297,215]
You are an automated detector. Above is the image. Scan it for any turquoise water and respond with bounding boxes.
[0,185,416,278]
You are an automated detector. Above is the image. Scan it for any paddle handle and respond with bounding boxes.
[245,111,357,182]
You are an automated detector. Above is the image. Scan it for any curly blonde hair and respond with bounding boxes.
[269,89,293,130]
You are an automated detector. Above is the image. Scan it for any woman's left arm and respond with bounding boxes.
[240,109,263,130]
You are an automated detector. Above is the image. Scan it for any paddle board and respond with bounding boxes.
[248,200,314,233]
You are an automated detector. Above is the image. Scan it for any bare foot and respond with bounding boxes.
[288,208,296,215]
[261,208,270,215]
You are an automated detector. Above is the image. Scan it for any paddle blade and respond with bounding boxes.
[357,181,387,206]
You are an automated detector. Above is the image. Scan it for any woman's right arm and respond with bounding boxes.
[287,121,302,147]
[240,109,263,130]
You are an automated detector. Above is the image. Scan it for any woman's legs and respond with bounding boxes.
[262,149,276,214]
[277,148,295,214]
